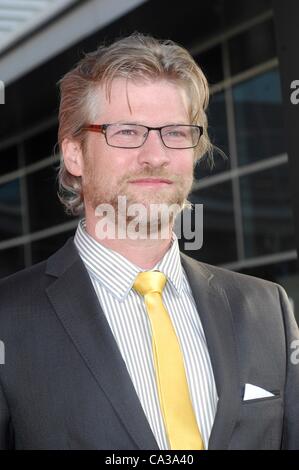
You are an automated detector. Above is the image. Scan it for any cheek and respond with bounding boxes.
[175,153,194,175]
[111,151,140,176]
[86,146,112,179]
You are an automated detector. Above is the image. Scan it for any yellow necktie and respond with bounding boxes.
[133,270,204,450]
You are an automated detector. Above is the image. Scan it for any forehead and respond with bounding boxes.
[92,78,190,124]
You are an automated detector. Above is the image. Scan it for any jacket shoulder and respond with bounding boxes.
[180,252,281,294]
[0,260,48,307]
[0,237,77,312]
[0,237,77,292]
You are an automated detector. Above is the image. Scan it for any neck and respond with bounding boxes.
[85,216,173,270]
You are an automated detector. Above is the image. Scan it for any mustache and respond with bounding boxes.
[121,169,182,184]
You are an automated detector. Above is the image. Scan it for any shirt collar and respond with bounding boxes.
[74,219,184,301]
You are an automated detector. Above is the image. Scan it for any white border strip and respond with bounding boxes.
[0,0,147,84]
[0,0,78,56]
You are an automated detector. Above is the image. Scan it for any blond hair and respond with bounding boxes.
[57,33,213,216]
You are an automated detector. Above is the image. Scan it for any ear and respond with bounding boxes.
[62,138,84,177]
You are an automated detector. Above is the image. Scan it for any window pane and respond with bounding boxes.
[240,165,297,258]
[233,69,286,165]
[194,45,223,85]
[229,20,276,75]
[0,146,19,175]
[24,125,58,165]
[195,92,230,179]
[26,165,73,232]
[220,0,272,30]
[0,245,24,278]
[0,179,23,241]
[31,230,75,264]
[181,181,237,264]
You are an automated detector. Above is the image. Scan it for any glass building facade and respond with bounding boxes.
[0,0,298,321]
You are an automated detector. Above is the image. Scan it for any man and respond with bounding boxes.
[0,33,299,450]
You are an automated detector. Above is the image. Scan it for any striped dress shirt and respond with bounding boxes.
[74,219,218,449]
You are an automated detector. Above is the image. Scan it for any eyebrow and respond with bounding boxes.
[107,121,191,126]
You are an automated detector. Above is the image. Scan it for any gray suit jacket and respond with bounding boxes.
[0,238,299,450]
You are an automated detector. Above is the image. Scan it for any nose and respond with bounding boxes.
[137,129,171,168]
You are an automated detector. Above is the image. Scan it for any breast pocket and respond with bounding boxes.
[242,391,281,405]
[231,394,284,449]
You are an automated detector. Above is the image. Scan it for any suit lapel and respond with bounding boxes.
[181,253,240,449]
[45,239,159,450]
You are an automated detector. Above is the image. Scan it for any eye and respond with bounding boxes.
[164,128,187,138]
[117,128,137,136]
[170,130,185,136]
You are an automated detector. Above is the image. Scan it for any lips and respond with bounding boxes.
[129,178,173,185]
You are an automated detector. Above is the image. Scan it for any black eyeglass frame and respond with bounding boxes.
[82,123,204,149]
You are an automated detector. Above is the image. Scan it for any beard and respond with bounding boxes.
[82,165,193,238]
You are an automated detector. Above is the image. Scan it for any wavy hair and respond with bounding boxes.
[57,33,214,216]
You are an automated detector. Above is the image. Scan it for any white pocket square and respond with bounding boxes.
[243,383,275,401]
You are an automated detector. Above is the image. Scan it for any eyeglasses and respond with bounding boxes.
[82,123,203,149]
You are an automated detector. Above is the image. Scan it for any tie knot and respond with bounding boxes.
[133,271,167,297]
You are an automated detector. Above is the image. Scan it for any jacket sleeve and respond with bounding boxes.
[278,284,299,449]
[0,378,14,449]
